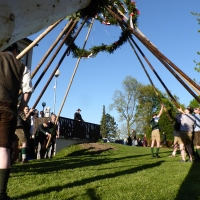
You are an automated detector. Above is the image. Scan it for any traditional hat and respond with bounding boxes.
[77,108,81,111]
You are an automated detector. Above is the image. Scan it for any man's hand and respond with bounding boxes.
[46,133,51,138]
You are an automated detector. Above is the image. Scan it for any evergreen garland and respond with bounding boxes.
[65,0,139,58]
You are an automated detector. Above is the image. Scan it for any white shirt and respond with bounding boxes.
[7,51,33,93]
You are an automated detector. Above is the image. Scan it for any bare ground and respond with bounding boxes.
[79,142,117,152]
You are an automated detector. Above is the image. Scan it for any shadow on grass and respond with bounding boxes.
[66,147,114,157]
[175,162,200,200]
[12,150,153,176]
[14,161,164,199]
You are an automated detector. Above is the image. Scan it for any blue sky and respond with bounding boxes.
[28,0,200,126]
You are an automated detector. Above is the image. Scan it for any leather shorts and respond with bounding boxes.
[0,106,17,148]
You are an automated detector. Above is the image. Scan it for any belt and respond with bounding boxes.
[0,101,17,111]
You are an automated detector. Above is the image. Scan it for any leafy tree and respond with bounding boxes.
[109,76,142,137]
[134,85,160,139]
[189,96,200,108]
[135,85,177,143]
[192,12,200,74]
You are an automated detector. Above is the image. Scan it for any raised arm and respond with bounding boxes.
[157,104,164,118]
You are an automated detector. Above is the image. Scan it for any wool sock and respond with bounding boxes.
[197,149,200,158]
[18,149,22,161]
[0,169,10,199]
[21,147,27,161]
[151,147,154,156]
[156,148,160,156]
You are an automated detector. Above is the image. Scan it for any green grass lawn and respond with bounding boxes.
[9,143,200,200]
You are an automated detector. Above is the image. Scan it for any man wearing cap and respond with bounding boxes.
[0,43,33,199]
[178,107,196,162]
[193,107,200,161]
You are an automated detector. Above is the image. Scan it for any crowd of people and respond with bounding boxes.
[15,110,60,162]
[0,41,199,200]
[123,103,200,162]
[123,135,148,147]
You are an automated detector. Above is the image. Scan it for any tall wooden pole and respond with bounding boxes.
[31,19,74,79]
[128,38,174,121]
[55,18,95,124]
[32,17,88,109]
[127,35,180,108]
[33,19,78,91]
[105,6,200,104]
[16,18,63,60]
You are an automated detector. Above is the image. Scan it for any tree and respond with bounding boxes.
[135,85,177,143]
[109,76,142,137]
[106,114,118,138]
[189,96,200,108]
[100,105,118,138]
[192,12,200,74]
[100,105,108,138]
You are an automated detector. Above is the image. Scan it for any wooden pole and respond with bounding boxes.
[135,27,200,94]
[32,17,88,109]
[31,19,74,79]
[105,6,200,92]
[16,18,63,60]
[55,18,95,124]
[128,38,173,121]
[105,6,200,104]
[33,19,78,91]
[127,35,180,109]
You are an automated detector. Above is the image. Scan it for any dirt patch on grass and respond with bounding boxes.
[79,142,117,152]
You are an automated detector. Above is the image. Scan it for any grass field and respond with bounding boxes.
[9,143,200,200]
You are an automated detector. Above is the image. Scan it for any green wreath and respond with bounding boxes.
[65,0,140,58]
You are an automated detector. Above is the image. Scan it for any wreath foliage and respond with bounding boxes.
[65,0,140,58]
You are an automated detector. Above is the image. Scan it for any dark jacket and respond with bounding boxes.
[0,52,24,105]
[74,112,83,121]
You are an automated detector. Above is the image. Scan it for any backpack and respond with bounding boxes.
[150,118,159,130]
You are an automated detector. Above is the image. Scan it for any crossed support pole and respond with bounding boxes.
[105,5,200,106]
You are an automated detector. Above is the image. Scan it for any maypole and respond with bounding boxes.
[55,18,95,125]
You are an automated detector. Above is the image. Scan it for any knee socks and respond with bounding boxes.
[21,147,27,161]
[0,169,10,199]
[156,148,160,156]
[196,149,200,158]
[151,148,154,156]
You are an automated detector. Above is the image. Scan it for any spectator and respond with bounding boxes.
[127,136,132,146]
[46,114,60,158]
[34,120,51,159]
[138,138,143,146]
[143,134,147,147]
[74,108,85,122]
[40,111,45,117]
